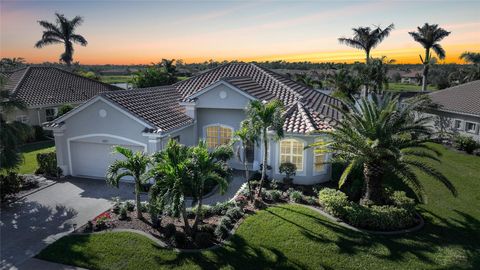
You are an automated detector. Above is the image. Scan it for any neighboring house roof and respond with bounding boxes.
[4,66,121,107]
[428,80,480,117]
[48,63,342,134]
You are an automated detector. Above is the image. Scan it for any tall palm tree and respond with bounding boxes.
[409,23,451,91]
[106,146,151,219]
[233,122,256,201]
[0,75,32,170]
[338,24,394,63]
[35,13,87,66]
[311,94,456,205]
[245,100,285,200]
[190,141,228,232]
[328,68,361,101]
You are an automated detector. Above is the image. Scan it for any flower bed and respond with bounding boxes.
[317,188,420,231]
[76,199,251,250]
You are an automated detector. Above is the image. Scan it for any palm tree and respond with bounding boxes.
[35,13,87,66]
[245,100,285,200]
[106,146,151,219]
[0,75,32,170]
[459,51,480,81]
[190,141,228,232]
[338,24,394,63]
[310,94,456,205]
[328,68,361,101]
[233,122,256,201]
[409,23,451,91]
[150,140,193,234]
[295,73,321,89]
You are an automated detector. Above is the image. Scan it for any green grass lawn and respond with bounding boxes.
[100,75,133,84]
[16,141,55,174]
[37,144,480,269]
[387,82,437,92]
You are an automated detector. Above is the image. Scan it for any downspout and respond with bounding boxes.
[37,109,41,124]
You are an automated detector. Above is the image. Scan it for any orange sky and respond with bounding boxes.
[1,1,479,65]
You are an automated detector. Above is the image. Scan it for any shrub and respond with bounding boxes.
[211,201,235,215]
[279,162,296,184]
[234,195,248,209]
[94,212,111,230]
[172,231,187,248]
[32,125,47,141]
[289,190,303,203]
[266,189,282,201]
[35,152,62,177]
[195,232,213,248]
[118,206,128,220]
[304,196,317,205]
[198,224,215,234]
[164,223,176,238]
[219,216,233,228]
[85,221,93,232]
[124,200,135,212]
[58,104,74,117]
[390,191,415,211]
[140,202,149,212]
[225,206,243,220]
[318,188,349,217]
[454,134,479,154]
[0,172,24,201]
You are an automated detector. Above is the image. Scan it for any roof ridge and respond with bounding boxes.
[172,62,245,88]
[296,102,318,131]
[10,66,31,96]
[49,66,122,90]
[101,85,176,97]
[249,63,304,101]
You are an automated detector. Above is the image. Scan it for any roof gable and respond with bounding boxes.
[428,80,480,117]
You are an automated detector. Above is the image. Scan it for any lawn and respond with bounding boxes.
[16,141,55,174]
[37,144,480,269]
[100,75,133,84]
[387,82,437,92]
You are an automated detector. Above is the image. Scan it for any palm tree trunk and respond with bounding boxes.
[192,190,203,232]
[256,129,268,200]
[361,162,384,205]
[181,201,191,235]
[244,147,253,202]
[135,177,142,219]
[366,50,370,64]
[422,48,430,91]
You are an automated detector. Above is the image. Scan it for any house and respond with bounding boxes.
[425,80,480,141]
[400,71,421,84]
[45,63,342,184]
[1,66,121,126]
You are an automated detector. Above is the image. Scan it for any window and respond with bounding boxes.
[205,125,233,148]
[45,108,58,121]
[313,140,327,174]
[16,115,29,124]
[454,120,462,129]
[279,139,304,171]
[465,122,477,133]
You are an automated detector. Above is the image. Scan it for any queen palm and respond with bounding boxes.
[106,146,151,219]
[35,13,88,66]
[245,100,285,200]
[311,94,456,205]
[459,52,480,81]
[233,123,256,201]
[409,23,451,91]
[338,24,394,63]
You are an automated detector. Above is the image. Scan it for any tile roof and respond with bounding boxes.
[100,86,194,133]
[5,66,121,107]
[283,102,336,134]
[428,80,480,117]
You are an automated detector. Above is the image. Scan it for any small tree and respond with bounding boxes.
[106,146,151,219]
[279,162,296,185]
[57,104,74,117]
[233,122,256,201]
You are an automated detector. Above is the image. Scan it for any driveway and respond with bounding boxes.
[0,177,144,270]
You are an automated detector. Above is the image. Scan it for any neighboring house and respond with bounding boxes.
[1,66,121,126]
[45,63,342,184]
[425,80,480,141]
[400,71,421,84]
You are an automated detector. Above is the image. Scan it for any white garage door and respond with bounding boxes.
[70,141,144,178]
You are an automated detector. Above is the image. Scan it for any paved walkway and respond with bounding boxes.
[0,177,143,270]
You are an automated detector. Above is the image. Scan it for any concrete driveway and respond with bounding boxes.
[0,177,144,270]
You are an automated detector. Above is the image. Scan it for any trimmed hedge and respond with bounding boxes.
[318,188,417,231]
[35,152,62,177]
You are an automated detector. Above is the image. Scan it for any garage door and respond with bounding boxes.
[70,141,144,178]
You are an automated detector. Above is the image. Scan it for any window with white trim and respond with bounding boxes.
[205,125,233,148]
[45,108,58,121]
[16,115,29,124]
[453,120,462,129]
[465,122,477,133]
[279,139,304,171]
[314,139,327,173]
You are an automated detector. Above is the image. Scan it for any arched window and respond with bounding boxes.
[313,138,327,174]
[205,125,233,148]
[279,139,304,171]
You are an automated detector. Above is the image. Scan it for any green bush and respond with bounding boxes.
[164,223,176,238]
[124,200,135,212]
[118,206,128,220]
[318,188,417,231]
[225,206,243,220]
[304,196,317,205]
[172,231,187,248]
[266,189,282,201]
[279,162,296,184]
[36,152,62,177]
[454,134,479,154]
[32,125,47,141]
[289,190,303,203]
[0,172,25,201]
[214,223,230,239]
[210,201,235,215]
[195,231,213,248]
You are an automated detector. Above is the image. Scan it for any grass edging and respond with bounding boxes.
[301,203,425,235]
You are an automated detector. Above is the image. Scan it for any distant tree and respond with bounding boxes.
[57,104,74,117]
[131,60,178,88]
[354,56,393,94]
[459,52,480,82]
[0,57,26,71]
[328,68,361,101]
[294,73,322,88]
[409,23,451,91]
[392,72,402,83]
[338,24,394,63]
[35,13,87,66]
[460,52,480,65]
[76,70,100,80]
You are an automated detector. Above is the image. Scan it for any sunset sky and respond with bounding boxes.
[1,0,479,65]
